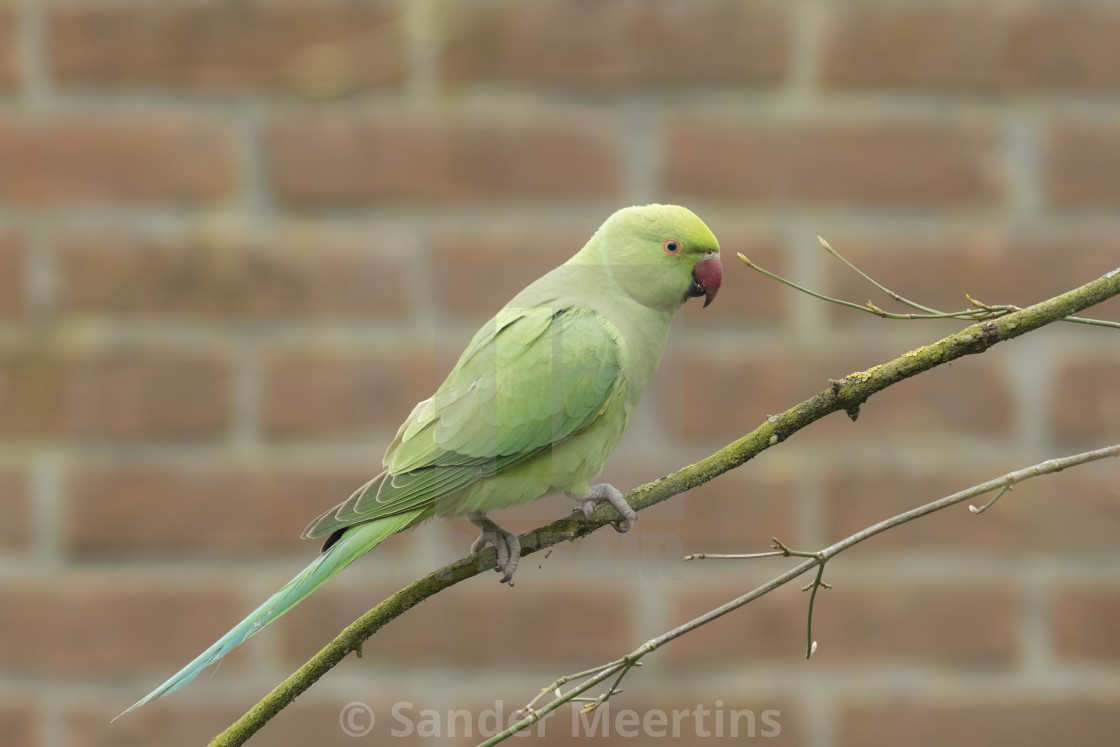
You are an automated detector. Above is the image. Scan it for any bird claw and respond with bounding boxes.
[469,512,520,586]
[580,483,636,533]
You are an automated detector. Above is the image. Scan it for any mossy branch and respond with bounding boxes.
[211,265,1120,746]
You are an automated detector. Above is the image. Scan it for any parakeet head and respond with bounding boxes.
[589,204,722,313]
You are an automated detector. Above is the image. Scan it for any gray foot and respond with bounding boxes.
[580,483,636,533]
[468,512,520,586]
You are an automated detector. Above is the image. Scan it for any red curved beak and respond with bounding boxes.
[689,255,723,307]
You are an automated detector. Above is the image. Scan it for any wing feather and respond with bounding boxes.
[302,306,626,539]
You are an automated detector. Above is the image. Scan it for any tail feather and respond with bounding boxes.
[115,509,425,720]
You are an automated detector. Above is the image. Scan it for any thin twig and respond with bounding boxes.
[684,550,786,560]
[801,563,831,659]
[738,253,907,317]
[819,237,942,315]
[481,444,1119,744]
[740,249,1120,329]
[969,484,1012,514]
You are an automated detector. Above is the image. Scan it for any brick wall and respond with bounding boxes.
[1,2,1119,746]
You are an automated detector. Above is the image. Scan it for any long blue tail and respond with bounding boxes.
[115,509,425,720]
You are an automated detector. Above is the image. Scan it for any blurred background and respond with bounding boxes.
[2,1,1120,745]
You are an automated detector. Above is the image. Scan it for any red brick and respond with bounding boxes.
[660,346,1014,446]
[278,575,635,668]
[429,222,588,321]
[1046,120,1120,209]
[0,231,22,318]
[839,701,1120,747]
[0,116,236,206]
[0,466,30,552]
[253,700,434,747]
[261,346,440,438]
[63,460,405,559]
[667,581,1018,668]
[0,703,37,747]
[823,7,1120,92]
[441,0,789,90]
[50,0,405,96]
[0,345,232,439]
[1049,351,1120,443]
[0,11,15,89]
[0,579,244,677]
[1051,585,1120,664]
[67,703,248,747]
[53,226,411,321]
[656,348,819,446]
[601,456,798,555]
[822,460,1120,557]
[266,111,623,206]
[664,119,1003,207]
[69,699,436,747]
[820,229,1120,327]
[69,347,232,440]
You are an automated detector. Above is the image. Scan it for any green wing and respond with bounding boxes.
[303,305,627,540]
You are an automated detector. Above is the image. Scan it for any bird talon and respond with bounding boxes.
[469,512,520,585]
[580,483,637,531]
[610,517,633,533]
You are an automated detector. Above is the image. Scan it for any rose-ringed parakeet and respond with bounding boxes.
[119,203,722,716]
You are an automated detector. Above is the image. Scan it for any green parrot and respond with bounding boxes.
[118,203,722,717]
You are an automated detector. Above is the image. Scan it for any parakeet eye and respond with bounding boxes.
[662,239,681,255]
